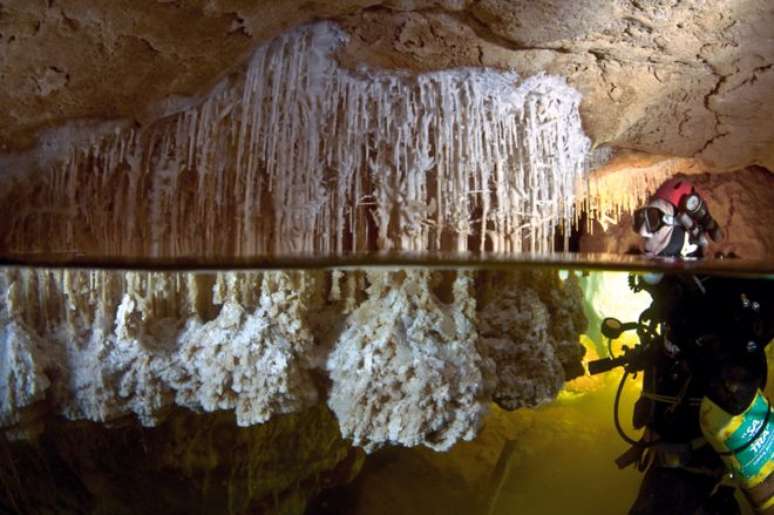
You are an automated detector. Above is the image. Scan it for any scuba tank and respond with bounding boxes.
[700,390,774,513]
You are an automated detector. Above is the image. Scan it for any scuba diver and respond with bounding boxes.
[588,178,774,514]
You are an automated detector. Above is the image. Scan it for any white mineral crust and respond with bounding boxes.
[169,273,320,426]
[0,285,50,427]
[326,271,490,452]
[0,21,590,447]
[0,269,320,432]
[0,268,586,450]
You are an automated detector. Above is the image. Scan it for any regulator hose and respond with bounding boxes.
[614,369,661,448]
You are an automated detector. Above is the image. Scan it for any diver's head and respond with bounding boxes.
[633,178,721,258]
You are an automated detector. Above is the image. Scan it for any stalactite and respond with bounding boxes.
[0,21,592,450]
[477,270,587,410]
[0,268,322,430]
[1,22,590,259]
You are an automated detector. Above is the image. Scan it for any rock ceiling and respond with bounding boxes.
[0,0,772,172]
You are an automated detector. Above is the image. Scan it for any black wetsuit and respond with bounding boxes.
[627,273,774,515]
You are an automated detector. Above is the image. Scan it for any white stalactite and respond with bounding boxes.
[0,267,587,451]
[0,22,593,450]
[2,22,590,258]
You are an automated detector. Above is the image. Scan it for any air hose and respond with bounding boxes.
[613,369,660,448]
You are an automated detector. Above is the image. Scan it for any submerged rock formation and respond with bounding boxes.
[0,267,586,455]
[327,271,488,452]
[479,270,586,410]
[1,1,772,171]
[2,406,364,515]
[0,270,322,437]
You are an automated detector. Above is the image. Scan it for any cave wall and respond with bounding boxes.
[1,3,771,265]
[0,2,772,513]
[1,0,773,172]
[0,22,590,259]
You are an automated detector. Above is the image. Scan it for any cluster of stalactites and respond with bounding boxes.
[1,22,590,258]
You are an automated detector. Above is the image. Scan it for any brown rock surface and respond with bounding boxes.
[336,1,774,171]
[0,1,772,171]
[1,406,364,515]
[0,0,378,153]
[478,270,587,410]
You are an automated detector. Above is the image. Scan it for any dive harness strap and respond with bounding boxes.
[615,434,711,472]
[641,391,703,406]
[615,442,646,470]
[614,384,709,470]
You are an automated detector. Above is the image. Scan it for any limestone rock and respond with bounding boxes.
[168,273,321,427]
[338,0,774,171]
[540,274,588,380]
[0,21,589,259]
[1,1,771,170]
[0,317,50,428]
[478,271,587,410]
[480,285,563,409]
[0,267,587,454]
[326,270,489,452]
[0,269,323,431]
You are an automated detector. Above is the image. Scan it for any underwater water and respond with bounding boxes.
[0,261,771,515]
[312,268,772,515]
[314,364,645,515]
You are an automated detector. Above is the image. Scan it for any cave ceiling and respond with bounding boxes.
[0,0,772,172]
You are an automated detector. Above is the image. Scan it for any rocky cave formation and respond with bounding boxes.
[0,268,586,513]
[0,268,585,443]
[0,1,772,513]
[1,1,772,260]
[1,0,773,171]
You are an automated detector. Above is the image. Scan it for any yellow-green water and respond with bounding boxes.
[324,341,763,514]
[317,341,642,514]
